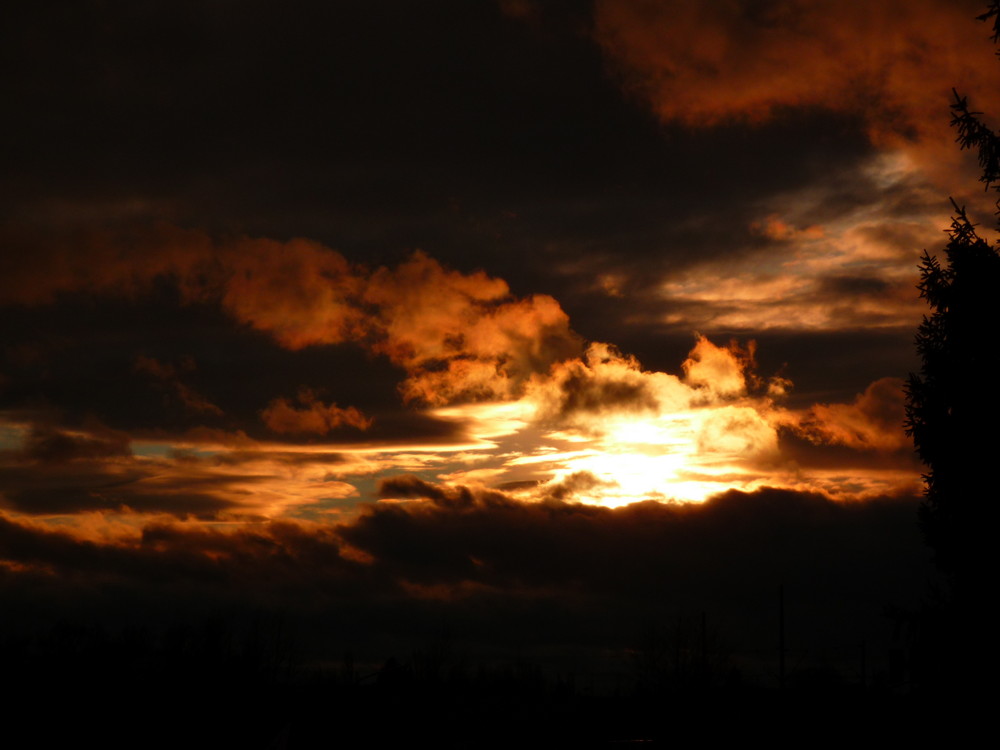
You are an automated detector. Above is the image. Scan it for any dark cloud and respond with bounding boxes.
[0,485,932,681]
[21,425,131,464]
[818,275,893,297]
[133,355,223,416]
[1,484,239,519]
[334,409,476,446]
[0,513,372,597]
[378,474,452,503]
[1,482,928,612]
[0,288,476,446]
[378,474,515,511]
[777,430,921,473]
[539,470,615,502]
[536,347,661,421]
[744,329,918,407]
[347,484,926,599]
[0,424,251,518]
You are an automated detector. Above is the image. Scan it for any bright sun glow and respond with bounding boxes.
[428,382,786,508]
[407,336,917,508]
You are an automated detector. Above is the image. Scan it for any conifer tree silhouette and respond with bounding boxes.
[905,1,1000,590]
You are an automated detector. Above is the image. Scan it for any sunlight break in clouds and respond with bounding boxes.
[1,326,917,537]
[413,337,914,507]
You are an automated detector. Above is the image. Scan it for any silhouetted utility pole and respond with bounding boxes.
[700,611,707,670]
[778,584,785,691]
[860,641,867,689]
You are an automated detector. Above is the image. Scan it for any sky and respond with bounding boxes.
[2,0,994,679]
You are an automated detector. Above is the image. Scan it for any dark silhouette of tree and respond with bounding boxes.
[905,2,1000,592]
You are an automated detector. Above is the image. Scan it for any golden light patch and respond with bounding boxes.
[0,333,919,538]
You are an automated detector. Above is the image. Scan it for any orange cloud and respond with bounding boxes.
[0,223,207,306]
[751,215,825,243]
[524,336,772,432]
[795,376,909,451]
[1,224,581,406]
[365,251,579,404]
[660,203,938,334]
[593,0,999,133]
[218,237,365,350]
[592,0,1000,186]
[682,336,754,399]
[261,388,373,434]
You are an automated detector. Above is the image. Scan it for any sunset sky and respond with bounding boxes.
[2,0,992,676]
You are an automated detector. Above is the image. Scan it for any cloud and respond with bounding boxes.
[0,419,355,520]
[260,387,372,434]
[378,474,454,503]
[539,470,616,502]
[528,336,777,432]
[586,0,1000,332]
[0,460,244,519]
[339,484,929,648]
[592,0,1000,153]
[0,511,366,594]
[526,335,780,427]
[682,336,757,399]
[0,225,581,406]
[134,355,223,416]
[794,376,909,451]
[0,482,931,698]
[364,251,580,404]
[20,425,131,464]
[658,180,943,334]
[751,215,825,243]
[428,332,922,504]
[0,482,929,603]
[527,342,669,423]
[378,473,509,511]
[426,336,798,505]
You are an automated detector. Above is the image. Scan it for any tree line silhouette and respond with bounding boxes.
[906,1,1000,596]
[0,613,917,749]
[903,1,1000,710]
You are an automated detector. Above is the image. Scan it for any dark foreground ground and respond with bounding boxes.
[2,608,982,749]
